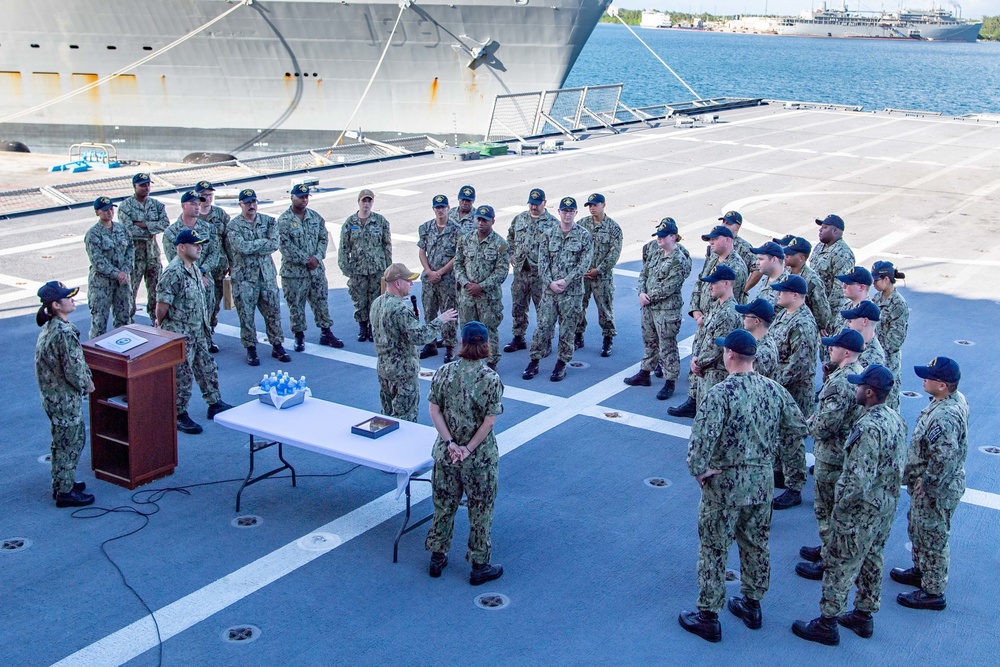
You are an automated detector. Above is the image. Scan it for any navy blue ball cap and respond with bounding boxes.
[37,280,78,303]
[700,264,737,283]
[175,229,207,246]
[821,328,865,353]
[735,298,775,324]
[458,185,476,201]
[194,180,215,194]
[841,299,880,322]
[432,194,449,208]
[871,260,895,279]
[132,172,151,185]
[771,274,808,294]
[586,193,605,205]
[847,363,894,391]
[772,234,796,246]
[461,321,489,345]
[180,190,205,204]
[751,241,785,259]
[653,217,678,237]
[836,265,873,286]
[238,188,258,203]
[701,225,734,241]
[93,196,114,211]
[527,188,545,205]
[290,183,311,197]
[816,213,845,230]
[719,210,743,225]
[558,196,577,211]
[784,237,812,256]
[715,329,757,356]
[914,356,960,383]
[475,205,495,221]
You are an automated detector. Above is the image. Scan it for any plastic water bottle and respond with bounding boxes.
[288,379,298,394]
[260,374,270,391]
[299,376,307,392]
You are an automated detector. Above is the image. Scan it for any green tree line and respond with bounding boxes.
[599,8,722,25]
[981,16,1000,41]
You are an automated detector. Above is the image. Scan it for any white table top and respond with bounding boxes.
[215,398,436,496]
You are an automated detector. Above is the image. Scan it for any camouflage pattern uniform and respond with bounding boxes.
[768,305,819,492]
[809,238,855,330]
[688,371,808,612]
[732,236,758,303]
[902,390,969,596]
[873,290,909,410]
[455,230,510,366]
[859,335,887,370]
[809,361,865,558]
[199,205,231,329]
[755,269,790,311]
[576,214,623,339]
[448,207,477,236]
[339,212,392,324]
[369,292,444,421]
[820,404,907,617]
[417,218,462,348]
[692,297,742,406]
[530,223,593,362]
[163,217,222,315]
[225,213,285,348]
[754,333,779,379]
[35,318,93,495]
[689,249,749,317]
[792,264,833,333]
[506,209,557,338]
[84,220,135,339]
[638,244,692,377]
[157,257,221,415]
[118,195,169,321]
[278,206,334,335]
[425,359,504,564]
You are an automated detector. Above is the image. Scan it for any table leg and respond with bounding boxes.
[393,477,433,563]
[235,435,297,512]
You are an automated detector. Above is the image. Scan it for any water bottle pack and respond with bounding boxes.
[249,371,311,409]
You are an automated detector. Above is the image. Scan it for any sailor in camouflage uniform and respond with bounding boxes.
[843,301,887,369]
[155,229,232,435]
[576,193,622,357]
[370,264,457,422]
[783,237,833,333]
[454,205,510,370]
[503,188,558,354]
[796,329,866,581]
[793,364,907,645]
[119,172,169,321]
[624,218,692,400]
[751,242,789,310]
[225,189,292,366]
[163,191,221,313]
[679,330,808,643]
[736,298,777,379]
[34,281,96,508]
[278,184,344,352]
[768,274,820,510]
[718,211,757,300]
[522,197,593,383]
[871,261,909,410]
[339,189,392,342]
[830,266,873,338]
[892,357,969,611]
[689,265,743,409]
[810,214,855,334]
[417,194,461,362]
[85,196,134,339]
[425,321,505,586]
[448,185,478,235]
[195,181,231,351]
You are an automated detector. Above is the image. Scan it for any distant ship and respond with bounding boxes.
[0,0,610,159]
[777,3,982,42]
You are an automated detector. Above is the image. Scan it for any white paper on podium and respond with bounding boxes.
[94,332,148,354]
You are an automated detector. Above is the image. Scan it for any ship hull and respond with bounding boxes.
[777,20,981,42]
[0,0,609,158]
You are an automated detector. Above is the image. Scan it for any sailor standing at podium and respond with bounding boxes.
[34,281,95,508]
[154,229,232,435]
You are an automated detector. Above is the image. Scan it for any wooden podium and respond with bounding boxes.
[82,324,186,489]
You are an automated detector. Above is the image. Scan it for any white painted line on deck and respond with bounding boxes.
[581,405,693,439]
[0,235,85,257]
[961,488,1000,511]
[380,188,422,197]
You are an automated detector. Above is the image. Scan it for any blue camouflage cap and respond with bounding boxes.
[841,300,880,322]
[93,196,114,211]
[653,217,678,237]
[784,237,812,256]
[752,241,785,259]
[475,205,495,221]
[914,356,960,383]
[816,213,845,230]
[837,265,873,286]
[558,196,577,211]
[174,229,207,246]
[821,328,865,353]
[770,274,808,294]
[238,188,258,203]
[700,264,737,283]
[432,194,449,208]
[736,298,775,324]
[715,329,757,356]
[701,225,734,241]
[37,281,79,303]
[527,188,545,205]
[132,172,151,185]
[290,183,311,197]
[586,193,605,205]
[462,321,489,345]
[180,190,205,204]
[458,185,476,201]
[194,180,216,194]
[719,210,743,225]
[847,363,894,391]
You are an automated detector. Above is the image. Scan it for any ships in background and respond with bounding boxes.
[0,0,610,160]
[777,3,982,41]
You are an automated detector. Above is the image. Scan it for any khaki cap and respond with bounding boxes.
[358,188,375,201]
[383,263,419,282]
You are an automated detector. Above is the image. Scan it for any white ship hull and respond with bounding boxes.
[0,0,609,158]
[778,17,981,41]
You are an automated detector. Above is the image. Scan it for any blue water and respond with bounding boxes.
[565,23,1000,115]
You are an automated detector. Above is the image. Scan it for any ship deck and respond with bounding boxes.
[2,102,999,666]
